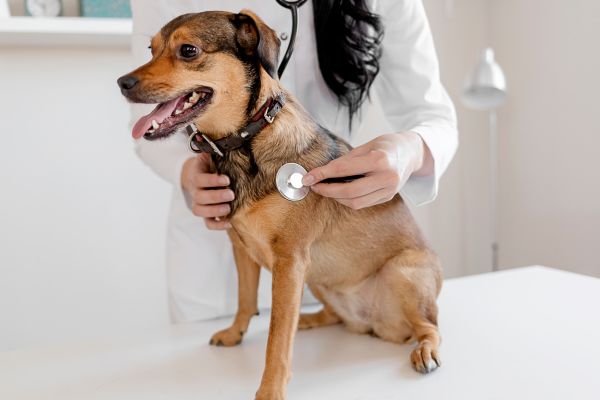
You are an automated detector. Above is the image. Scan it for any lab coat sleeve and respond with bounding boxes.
[129,0,194,190]
[373,0,458,206]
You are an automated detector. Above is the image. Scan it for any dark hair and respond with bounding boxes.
[312,0,384,125]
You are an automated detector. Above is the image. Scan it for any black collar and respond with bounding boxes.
[186,93,286,156]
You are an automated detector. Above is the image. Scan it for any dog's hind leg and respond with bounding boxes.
[374,250,442,374]
[210,237,260,347]
[407,307,441,374]
[298,285,341,330]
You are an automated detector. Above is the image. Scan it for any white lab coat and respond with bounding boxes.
[129,0,458,322]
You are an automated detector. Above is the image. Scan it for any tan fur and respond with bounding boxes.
[119,10,443,400]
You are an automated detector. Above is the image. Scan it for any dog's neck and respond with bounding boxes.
[248,71,317,155]
[212,70,321,213]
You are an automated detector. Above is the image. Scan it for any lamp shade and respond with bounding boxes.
[462,48,507,110]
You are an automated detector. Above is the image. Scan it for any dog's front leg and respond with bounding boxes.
[256,253,308,400]
[210,235,260,347]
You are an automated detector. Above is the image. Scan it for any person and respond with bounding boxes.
[129,0,458,323]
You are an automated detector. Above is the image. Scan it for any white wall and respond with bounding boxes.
[418,0,492,277]
[490,0,600,276]
[0,46,171,350]
[424,0,600,279]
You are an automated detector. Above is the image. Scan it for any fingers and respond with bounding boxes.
[192,203,231,219]
[311,173,392,199]
[183,157,234,230]
[194,153,213,171]
[302,150,392,186]
[204,217,232,230]
[335,188,395,210]
[303,156,370,186]
[193,173,230,189]
[192,188,235,205]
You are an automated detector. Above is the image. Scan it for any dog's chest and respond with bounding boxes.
[229,193,292,270]
[233,227,274,271]
[213,153,276,215]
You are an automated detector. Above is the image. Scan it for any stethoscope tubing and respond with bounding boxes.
[275,0,309,78]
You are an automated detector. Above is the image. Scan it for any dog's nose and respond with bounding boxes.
[117,75,139,91]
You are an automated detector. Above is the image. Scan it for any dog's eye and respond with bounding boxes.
[180,44,199,59]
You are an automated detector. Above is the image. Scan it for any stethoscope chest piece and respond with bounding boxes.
[276,163,310,201]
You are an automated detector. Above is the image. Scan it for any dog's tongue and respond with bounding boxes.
[131,97,181,139]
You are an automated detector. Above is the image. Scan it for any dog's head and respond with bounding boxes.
[117,10,280,140]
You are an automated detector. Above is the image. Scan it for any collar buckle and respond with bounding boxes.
[185,94,285,156]
[264,107,275,124]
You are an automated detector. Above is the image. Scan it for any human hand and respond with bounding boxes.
[301,132,432,210]
[181,154,234,230]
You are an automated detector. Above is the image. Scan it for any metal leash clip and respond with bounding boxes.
[187,125,224,157]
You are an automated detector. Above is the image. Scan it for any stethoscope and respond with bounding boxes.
[275,0,308,78]
[273,0,314,201]
[275,0,364,201]
[189,0,353,202]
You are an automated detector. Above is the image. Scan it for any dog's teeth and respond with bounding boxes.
[174,109,183,115]
[183,102,192,110]
[151,120,160,129]
[147,128,155,133]
[188,92,200,104]
[190,91,199,100]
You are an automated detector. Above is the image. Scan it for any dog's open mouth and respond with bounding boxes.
[131,87,213,140]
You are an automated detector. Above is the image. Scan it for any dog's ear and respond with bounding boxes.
[234,10,281,79]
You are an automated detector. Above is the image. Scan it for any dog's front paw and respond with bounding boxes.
[410,342,441,374]
[209,326,244,347]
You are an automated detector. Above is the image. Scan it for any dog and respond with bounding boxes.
[118,10,442,400]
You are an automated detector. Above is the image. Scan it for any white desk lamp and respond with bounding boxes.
[461,47,507,271]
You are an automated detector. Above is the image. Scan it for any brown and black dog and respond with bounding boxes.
[118,10,442,400]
